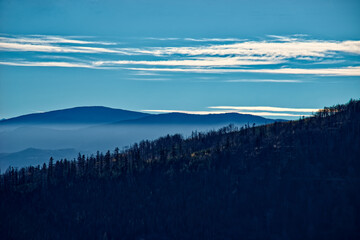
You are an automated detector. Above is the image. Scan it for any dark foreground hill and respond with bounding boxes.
[0,100,359,240]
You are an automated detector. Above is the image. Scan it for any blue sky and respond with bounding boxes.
[0,0,359,119]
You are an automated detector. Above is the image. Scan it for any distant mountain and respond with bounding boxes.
[0,148,79,170]
[0,106,150,125]
[0,107,285,169]
[0,106,284,126]
[116,112,280,125]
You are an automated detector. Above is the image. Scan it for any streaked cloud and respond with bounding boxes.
[249,66,360,76]
[0,35,125,54]
[0,61,97,68]
[145,37,180,41]
[2,34,359,58]
[126,66,360,76]
[143,102,320,118]
[130,71,162,76]
[141,110,235,115]
[236,111,311,117]
[0,34,359,78]
[127,78,170,81]
[132,39,360,57]
[142,109,311,117]
[93,57,282,67]
[209,106,319,112]
[0,41,124,54]
[224,79,302,83]
[183,38,246,42]
[145,37,246,42]
[0,35,115,45]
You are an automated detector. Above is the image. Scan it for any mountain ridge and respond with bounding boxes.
[0,106,285,168]
[0,106,285,126]
[0,106,150,125]
[115,112,280,125]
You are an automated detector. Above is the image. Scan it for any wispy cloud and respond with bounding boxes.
[143,102,320,118]
[249,66,360,76]
[93,57,282,67]
[224,79,302,83]
[238,112,311,117]
[131,40,360,57]
[209,106,319,112]
[0,61,97,68]
[3,35,359,59]
[144,37,246,42]
[0,35,115,45]
[1,34,359,78]
[127,78,170,81]
[236,111,311,117]
[141,109,235,115]
[144,37,180,41]
[130,71,162,76]
[0,35,125,54]
[142,109,311,117]
[126,66,360,76]
[0,42,126,54]
[183,38,246,42]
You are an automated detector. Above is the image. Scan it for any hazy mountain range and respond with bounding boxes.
[0,106,284,170]
[0,106,150,126]
[0,106,278,126]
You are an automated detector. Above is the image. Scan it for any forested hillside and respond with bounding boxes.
[1,100,359,240]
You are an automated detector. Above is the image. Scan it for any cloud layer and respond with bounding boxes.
[209,106,319,112]
[0,34,359,78]
[142,104,320,118]
[142,108,315,117]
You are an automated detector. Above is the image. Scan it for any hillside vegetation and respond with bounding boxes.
[1,100,359,240]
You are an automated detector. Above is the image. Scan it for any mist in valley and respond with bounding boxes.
[0,123,238,170]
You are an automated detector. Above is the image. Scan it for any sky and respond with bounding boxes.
[0,0,359,119]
